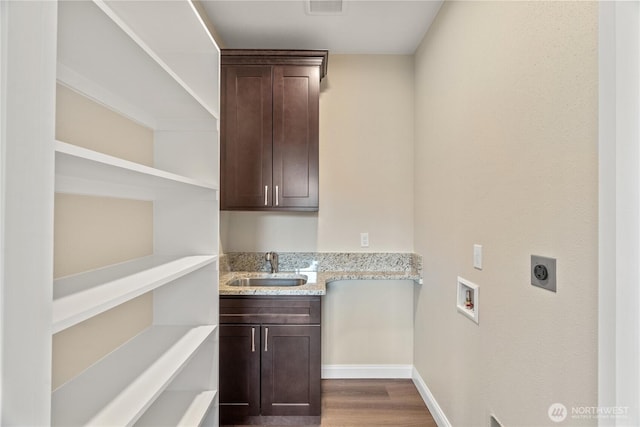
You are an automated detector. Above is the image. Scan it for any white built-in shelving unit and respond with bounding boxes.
[0,0,220,425]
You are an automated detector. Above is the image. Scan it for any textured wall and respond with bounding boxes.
[412,2,598,425]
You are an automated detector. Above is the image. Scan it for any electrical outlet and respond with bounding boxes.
[360,232,369,247]
[531,255,556,292]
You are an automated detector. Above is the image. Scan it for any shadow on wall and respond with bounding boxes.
[220,211,319,253]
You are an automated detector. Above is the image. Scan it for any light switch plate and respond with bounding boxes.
[531,255,556,292]
[473,244,482,270]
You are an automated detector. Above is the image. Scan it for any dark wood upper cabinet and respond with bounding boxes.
[221,50,328,211]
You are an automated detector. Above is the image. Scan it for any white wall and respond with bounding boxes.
[1,2,57,423]
[221,55,416,366]
[599,2,640,424]
[322,280,414,368]
[413,2,598,425]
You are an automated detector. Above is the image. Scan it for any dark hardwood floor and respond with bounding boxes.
[222,379,437,427]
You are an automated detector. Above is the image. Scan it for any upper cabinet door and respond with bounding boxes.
[221,65,273,210]
[272,66,320,210]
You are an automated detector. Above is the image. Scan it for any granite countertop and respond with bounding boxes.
[219,252,422,296]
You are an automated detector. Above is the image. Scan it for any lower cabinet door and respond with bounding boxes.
[261,324,321,416]
[220,324,261,422]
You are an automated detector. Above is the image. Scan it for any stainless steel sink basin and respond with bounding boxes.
[228,275,308,287]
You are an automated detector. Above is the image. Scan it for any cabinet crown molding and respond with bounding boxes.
[221,49,328,80]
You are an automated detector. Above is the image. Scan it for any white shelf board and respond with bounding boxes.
[53,255,216,334]
[52,325,216,426]
[101,0,220,119]
[55,141,218,200]
[57,0,217,130]
[135,390,217,427]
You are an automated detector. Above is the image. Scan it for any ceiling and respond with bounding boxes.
[199,0,444,55]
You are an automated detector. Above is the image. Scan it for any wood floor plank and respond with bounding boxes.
[222,379,437,427]
[323,379,437,427]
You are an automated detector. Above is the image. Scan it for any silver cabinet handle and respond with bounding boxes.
[251,327,255,352]
[264,185,268,206]
[275,185,279,206]
[264,327,269,352]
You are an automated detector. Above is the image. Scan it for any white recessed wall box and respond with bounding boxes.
[457,276,479,324]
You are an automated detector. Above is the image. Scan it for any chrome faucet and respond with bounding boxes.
[265,251,279,273]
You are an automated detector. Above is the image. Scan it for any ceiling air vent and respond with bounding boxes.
[306,0,344,15]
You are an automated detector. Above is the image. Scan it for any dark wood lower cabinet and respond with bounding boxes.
[219,325,261,419]
[261,325,321,416]
[220,296,321,424]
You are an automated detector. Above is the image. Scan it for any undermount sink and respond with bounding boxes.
[228,274,308,287]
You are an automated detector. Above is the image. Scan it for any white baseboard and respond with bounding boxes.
[412,367,452,427]
[321,364,413,379]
